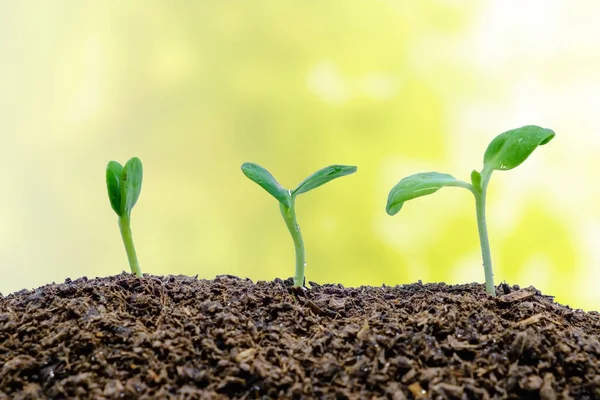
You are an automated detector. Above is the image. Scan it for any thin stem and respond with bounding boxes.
[118,215,142,277]
[449,180,475,192]
[473,172,495,296]
[280,198,306,287]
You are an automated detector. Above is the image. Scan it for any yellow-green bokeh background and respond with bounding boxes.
[1,1,599,311]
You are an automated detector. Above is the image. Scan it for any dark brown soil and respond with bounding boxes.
[0,274,599,399]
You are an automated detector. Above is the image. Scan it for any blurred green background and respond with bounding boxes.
[1,1,599,311]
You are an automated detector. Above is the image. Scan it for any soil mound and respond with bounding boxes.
[1,274,599,399]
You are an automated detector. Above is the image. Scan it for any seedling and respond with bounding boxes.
[241,163,357,287]
[386,125,555,296]
[106,157,144,277]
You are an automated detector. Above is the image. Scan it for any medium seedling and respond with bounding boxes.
[106,157,144,277]
[241,163,357,287]
[386,125,555,296]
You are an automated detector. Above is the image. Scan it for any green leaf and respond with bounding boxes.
[241,162,291,208]
[293,165,357,196]
[106,161,124,216]
[120,157,143,216]
[483,125,555,171]
[386,172,469,216]
[470,170,482,191]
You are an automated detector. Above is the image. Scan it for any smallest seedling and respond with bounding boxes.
[106,157,144,277]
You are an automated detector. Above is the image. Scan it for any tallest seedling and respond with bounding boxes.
[106,157,144,277]
[386,125,555,296]
[242,163,357,287]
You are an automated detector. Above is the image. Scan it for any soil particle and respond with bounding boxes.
[0,274,598,399]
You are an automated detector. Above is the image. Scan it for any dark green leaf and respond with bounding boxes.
[106,161,123,216]
[386,172,469,215]
[241,162,291,208]
[483,125,555,171]
[120,157,143,216]
[293,165,357,196]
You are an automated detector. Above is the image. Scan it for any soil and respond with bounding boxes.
[0,274,599,400]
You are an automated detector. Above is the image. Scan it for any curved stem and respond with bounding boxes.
[118,215,142,277]
[449,180,475,192]
[280,198,306,287]
[473,172,495,296]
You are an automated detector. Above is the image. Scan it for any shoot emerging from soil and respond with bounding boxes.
[386,125,555,296]
[106,157,144,277]
[242,163,357,287]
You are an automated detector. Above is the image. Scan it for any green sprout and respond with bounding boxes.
[386,125,555,296]
[241,163,357,287]
[106,157,144,277]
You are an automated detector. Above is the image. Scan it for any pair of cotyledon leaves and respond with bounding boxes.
[106,157,143,218]
[386,125,556,215]
[241,163,357,207]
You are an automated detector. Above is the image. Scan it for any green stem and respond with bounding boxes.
[473,173,495,296]
[280,198,306,287]
[118,215,142,277]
